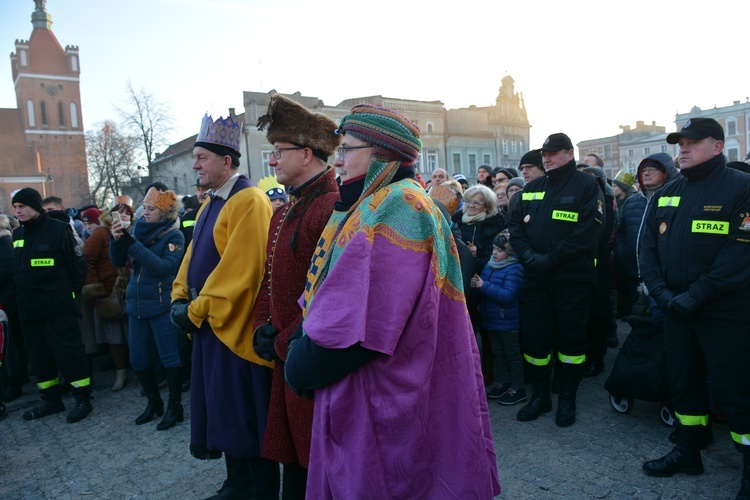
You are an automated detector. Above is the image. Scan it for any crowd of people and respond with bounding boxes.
[1,105,749,499]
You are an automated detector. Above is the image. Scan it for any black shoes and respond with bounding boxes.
[516,394,552,421]
[23,398,65,421]
[642,447,704,477]
[157,403,184,431]
[556,397,576,427]
[66,396,92,423]
[669,425,713,450]
[582,361,604,378]
[136,398,164,425]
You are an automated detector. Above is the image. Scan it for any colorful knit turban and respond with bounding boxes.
[337,104,422,164]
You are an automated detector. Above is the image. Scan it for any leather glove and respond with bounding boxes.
[253,324,280,362]
[648,284,675,311]
[118,229,136,252]
[284,325,313,399]
[170,299,199,334]
[666,291,700,321]
[521,250,553,273]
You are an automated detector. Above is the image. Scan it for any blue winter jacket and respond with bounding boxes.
[477,258,524,332]
[109,218,184,319]
[614,153,679,279]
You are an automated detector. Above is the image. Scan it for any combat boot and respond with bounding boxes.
[556,375,580,427]
[23,387,65,421]
[736,451,750,500]
[642,427,705,477]
[67,393,92,423]
[517,378,552,422]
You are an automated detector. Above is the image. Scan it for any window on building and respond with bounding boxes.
[183,173,188,194]
[26,99,35,127]
[173,177,179,192]
[58,102,65,127]
[727,120,737,136]
[628,149,634,157]
[40,101,48,126]
[453,153,462,173]
[70,102,78,128]
[426,122,434,134]
[661,145,667,153]
[425,149,438,172]
[520,140,524,152]
[644,147,650,155]
[261,150,273,177]
[727,148,739,162]
[502,140,508,155]
[468,154,477,175]
[415,153,423,173]
[20,50,27,66]
[71,55,78,72]
[604,145,612,159]
[483,154,491,165]
[511,141,517,155]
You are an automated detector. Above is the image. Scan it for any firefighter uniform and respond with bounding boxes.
[640,145,750,483]
[12,189,91,423]
[508,140,604,427]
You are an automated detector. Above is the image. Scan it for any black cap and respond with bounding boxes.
[519,150,544,171]
[537,133,574,152]
[666,118,724,144]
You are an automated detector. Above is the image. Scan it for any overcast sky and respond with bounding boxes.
[1,0,747,157]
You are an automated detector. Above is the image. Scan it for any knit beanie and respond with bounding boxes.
[505,177,525,195]
[11,187,44,213]
[337,104,422,164]
[81,207,101,225]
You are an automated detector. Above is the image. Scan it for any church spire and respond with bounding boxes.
[31,0,52,30]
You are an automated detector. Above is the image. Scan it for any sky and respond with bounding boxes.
[1,0,748,157]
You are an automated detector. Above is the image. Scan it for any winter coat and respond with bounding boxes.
[477,258,523,332]
[109,217,184,319]
[614,153,679,279]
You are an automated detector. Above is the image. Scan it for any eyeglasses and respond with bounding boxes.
[641,167,661,174]
[270,147,303,160]
[337,145,373,161]
[465,200,485,207]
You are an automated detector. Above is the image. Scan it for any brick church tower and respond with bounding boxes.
[0,0,90,211]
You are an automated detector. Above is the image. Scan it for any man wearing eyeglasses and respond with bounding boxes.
[518,150,546,183]
[508,133,604,428]
[253,94,341,499]
[639,118,750,498]
[171,113,276,498]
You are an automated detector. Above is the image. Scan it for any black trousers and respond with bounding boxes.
[224,453,280,499]
[519,279,592,374]
[22,313,90,392]
[664,315,750,452]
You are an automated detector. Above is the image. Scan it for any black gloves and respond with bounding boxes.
[170,299,198,334]
[667,292,700,321]
[521,250,553,273]
[118,228,136,252]
[648,284,675,311]
[253,324,280,362]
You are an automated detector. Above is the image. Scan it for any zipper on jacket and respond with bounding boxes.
[158,282,163,306]
[136,266,142,318]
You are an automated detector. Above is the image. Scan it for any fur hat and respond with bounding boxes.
[256,94,340,161]
[143,187,178,212]
[11,187,44,213]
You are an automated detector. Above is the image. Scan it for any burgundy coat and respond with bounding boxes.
[254,167,339,467]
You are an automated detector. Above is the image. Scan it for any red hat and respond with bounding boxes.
[81,207,101,225]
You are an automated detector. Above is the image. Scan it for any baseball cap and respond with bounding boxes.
[536,133,574,153]
[666,118,724,144]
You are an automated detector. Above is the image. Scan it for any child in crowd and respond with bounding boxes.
[471,231,526,405]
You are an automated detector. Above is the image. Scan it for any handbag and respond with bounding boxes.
[96,287,125,319]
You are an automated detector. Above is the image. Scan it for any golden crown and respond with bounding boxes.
[196,113,243,152]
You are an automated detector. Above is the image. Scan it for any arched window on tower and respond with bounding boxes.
[71,55,78,72]
[20,50,28,66]
[58,102,65,127]
[70,102,79,128]
[40,101,48,126]
[26,99,35,127]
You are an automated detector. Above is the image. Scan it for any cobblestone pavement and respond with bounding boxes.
[0,320,741,499]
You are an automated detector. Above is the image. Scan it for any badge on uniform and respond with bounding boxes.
[168,243,182,252]
[659,222,667,234]
[597,200,603,214]
[524,215,531,223]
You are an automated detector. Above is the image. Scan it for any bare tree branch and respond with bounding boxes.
[86,120,140,207]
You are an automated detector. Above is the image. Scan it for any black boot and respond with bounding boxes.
[668,422,713,450]
[157,367,184,431]
[556,365,582,427]
[67,390,93,423]
[517,375,552,422]
[23,386,65,421]
[642,427,705,477]
[736,451,750,500]
[135,369,163,425]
